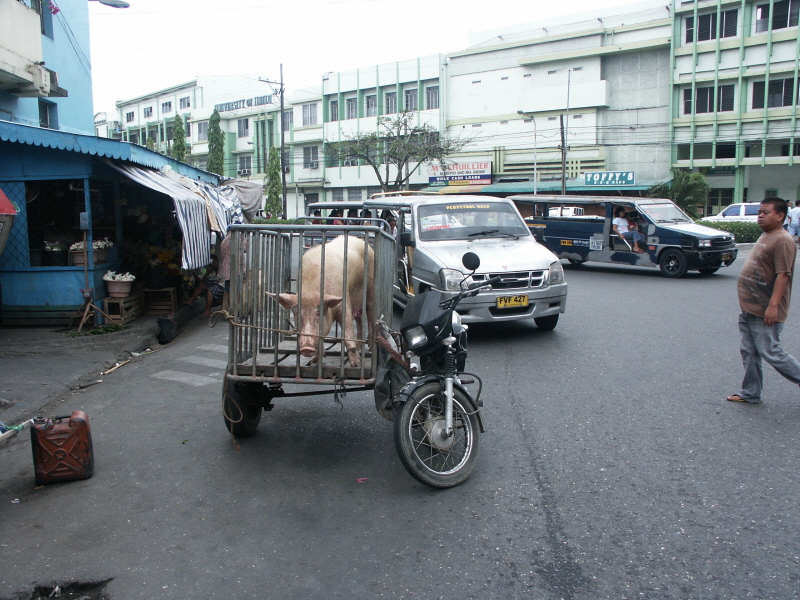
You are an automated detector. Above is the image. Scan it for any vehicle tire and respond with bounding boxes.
[658,248,688,278]
[223,378,262,437]
[393,381,480,488]
[534,314,559,330]
[697,267,719,275]
[567,259,584,266]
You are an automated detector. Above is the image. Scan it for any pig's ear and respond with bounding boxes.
[275,292,298,309]
[323,295,343,310]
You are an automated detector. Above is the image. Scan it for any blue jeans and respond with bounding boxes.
[622,230,644,244]
[737,311,800,402]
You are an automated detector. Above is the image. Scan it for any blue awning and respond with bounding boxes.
[0,120,219,185]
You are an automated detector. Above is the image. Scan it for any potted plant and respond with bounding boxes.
[70,238,113,265]
[43,241,68,266]
[103,270,136,298]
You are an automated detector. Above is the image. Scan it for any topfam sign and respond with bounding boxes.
[584,171,636,186]
[214,95,274,112]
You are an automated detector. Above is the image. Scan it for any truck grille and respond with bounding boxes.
[713,236,734,249]
[473,271,546,289]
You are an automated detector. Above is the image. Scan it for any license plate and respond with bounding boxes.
[496,295,529,309]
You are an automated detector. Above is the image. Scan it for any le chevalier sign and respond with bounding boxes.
[429,162,492,186]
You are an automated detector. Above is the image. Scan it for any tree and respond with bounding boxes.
[145,136,155,151]
[325,111,467,192]
[207,109,225,176]
[172,114,186,162]
[264,147,283,218]
[647,169,710,219]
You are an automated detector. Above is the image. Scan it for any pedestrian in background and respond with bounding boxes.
[788,200,800,247]
[728,197,800,404]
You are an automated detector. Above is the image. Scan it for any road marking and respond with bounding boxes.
[197,344,228,353]
[179,355,227,369]
[152,370,218,387]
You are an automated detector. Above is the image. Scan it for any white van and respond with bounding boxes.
[360,193,568,330]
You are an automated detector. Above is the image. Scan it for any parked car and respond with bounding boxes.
[703,203,760,222]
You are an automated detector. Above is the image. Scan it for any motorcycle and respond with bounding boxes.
[386,252,500,488]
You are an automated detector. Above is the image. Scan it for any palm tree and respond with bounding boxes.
[647,169,710,219]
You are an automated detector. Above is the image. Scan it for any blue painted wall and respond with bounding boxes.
[0,0,94,134]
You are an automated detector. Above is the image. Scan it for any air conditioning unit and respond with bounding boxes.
[308,161,318,169]
[237,169,251,176]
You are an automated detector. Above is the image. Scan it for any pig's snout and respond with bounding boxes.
[299,347,316,357]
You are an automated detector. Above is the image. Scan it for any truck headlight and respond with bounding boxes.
[697,239,712,248]
[548,260,564,285]
[405,325,428,349]
[440,268,466,291]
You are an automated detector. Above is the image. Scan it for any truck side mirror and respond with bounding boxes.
[399,232,415,248]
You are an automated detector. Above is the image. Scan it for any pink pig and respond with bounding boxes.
[277,235,374,367]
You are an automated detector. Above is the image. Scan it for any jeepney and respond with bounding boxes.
[512,195,738,278]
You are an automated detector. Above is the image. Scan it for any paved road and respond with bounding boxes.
[2,252,800,599]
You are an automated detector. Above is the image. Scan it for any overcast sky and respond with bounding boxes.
[88,0,642,115]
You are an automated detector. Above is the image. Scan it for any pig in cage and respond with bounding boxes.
[225,224,396,387]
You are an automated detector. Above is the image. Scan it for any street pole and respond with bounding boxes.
[560,114,567,195]
[279,64,287,219]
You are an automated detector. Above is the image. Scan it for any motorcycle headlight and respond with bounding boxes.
[451,311,462,327]
[548,260,564,285]
[405,325,428,349]
[440,268,466,291]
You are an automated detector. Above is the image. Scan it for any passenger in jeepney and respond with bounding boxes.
[346,208,359,225]
[613,207,645,253]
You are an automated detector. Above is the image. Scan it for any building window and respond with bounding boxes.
[237,118,249,138]
[303,146,319,168]
[238,155,252,172]
[125,111,134,123]
[302,103,317,126]
[161,101,172,114]
[385,91,397,114]
[332,188,344,202]
[143,107,153,118]
[426,86,439,110]
[166,126,173,141]
[348,188,362,202]
[686,9,738,43]
[781,142,800,156]
[282,110,293,131]
[38,100,57,129]
[716,143,736,158]
[281,150,290,173]
[148,130,159,143]
[129,133,139,145]
[186,122,191,137]
[366,95,377,117]
[180,96,191,109]
[330,100,339,122]
[753,77,798,109]
[197,121,209,141]
[684,84,735,114]
[346,97,358,120]
[404,89,418,111]
[755,0,799,32]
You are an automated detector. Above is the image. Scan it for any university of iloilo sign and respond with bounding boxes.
[429,162,492,186]
[584,171,636,186]
[214,95,274,112]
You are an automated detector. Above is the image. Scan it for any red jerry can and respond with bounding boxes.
[30,410,94,485]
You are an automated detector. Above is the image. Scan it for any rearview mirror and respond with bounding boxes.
[462,252,480,271]
[399,232,415,248]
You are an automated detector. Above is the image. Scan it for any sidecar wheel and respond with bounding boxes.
[394,381,480,488]
[223,377,262,437]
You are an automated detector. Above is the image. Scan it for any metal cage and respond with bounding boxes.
[225,223,395,387]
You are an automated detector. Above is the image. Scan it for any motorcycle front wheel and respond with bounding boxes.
[393,381,481,488]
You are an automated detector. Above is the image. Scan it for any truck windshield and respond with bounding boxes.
[417,202,529,241]
[639,203,693,223]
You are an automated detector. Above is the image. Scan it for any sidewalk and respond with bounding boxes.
[0,304,199,433]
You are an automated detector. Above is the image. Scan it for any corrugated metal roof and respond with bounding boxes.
[0,120,219,185]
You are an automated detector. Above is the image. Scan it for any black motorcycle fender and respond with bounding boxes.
[397,374,485,433]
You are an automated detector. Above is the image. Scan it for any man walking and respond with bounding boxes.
[788,200,800,247]
[728,197,800,404]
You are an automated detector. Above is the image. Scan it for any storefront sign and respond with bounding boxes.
[584,171,636,186]
[429,162,492,186]
[214,95,274,112]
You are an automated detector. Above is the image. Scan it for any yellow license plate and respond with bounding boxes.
[496,295,529,309]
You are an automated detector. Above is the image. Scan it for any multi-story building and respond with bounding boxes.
[441,0,673,195]
[672,0,800,212]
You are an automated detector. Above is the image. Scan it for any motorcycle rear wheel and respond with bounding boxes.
[394,381,480,488]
